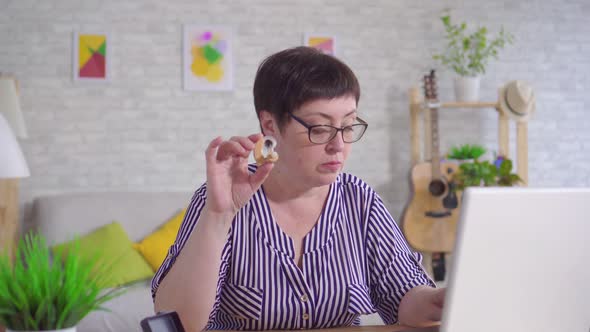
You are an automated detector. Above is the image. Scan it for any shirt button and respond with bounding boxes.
[300,294,308,302]
[302,313,309,320]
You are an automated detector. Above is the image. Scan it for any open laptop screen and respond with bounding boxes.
[441,188,590,332]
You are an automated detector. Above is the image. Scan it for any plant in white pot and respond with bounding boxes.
[433,13,514,101]
[0,233,125,332]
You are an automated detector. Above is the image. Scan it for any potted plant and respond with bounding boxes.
[447,143,487,163]
[432,13,514,101]
[0,233,125,332]
[453,154,522,191]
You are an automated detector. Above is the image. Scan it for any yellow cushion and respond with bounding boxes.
[53,222,154,289]
[134,208,187,271]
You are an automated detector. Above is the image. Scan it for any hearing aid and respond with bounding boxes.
[253,135,279,165]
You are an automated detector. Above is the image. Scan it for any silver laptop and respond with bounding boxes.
[439,187,590,332]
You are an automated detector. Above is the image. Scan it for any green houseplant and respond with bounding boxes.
[447,144,522,191]
[447,143,486,161]
[0,233,125,332]
[454,156,522,191]
[432,13,514,101]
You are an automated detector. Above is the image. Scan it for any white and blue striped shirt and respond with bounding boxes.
[152,167,434,330]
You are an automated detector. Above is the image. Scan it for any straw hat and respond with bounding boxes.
[499,80,535,122]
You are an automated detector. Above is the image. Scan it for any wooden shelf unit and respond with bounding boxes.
[409,87,528,185]
[440,101,499,109]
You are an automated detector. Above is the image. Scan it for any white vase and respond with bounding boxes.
[453,76,481,102]
[7,328,76,332]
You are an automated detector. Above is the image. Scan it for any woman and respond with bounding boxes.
[152,46,444,331]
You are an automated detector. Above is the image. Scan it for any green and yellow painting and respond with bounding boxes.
[183,26,233,91]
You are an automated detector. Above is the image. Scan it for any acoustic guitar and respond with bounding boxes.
[402,70,461,254]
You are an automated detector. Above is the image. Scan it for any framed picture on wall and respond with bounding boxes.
[72,31,110,82]
[183,25,234,91]
[303,33,337,56]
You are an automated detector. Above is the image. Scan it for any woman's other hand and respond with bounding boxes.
[398,285,445,327]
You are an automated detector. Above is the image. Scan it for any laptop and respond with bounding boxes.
[435,187,590,332]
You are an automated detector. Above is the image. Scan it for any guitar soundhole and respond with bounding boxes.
[429,180,446,197]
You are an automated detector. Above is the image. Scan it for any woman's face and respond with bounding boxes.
[268,95,358,188]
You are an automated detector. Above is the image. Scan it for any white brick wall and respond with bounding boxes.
[1,0,589,222]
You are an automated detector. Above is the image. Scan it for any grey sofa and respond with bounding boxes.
[28,191,191,332]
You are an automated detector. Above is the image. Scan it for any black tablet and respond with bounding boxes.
[140,311,186,332]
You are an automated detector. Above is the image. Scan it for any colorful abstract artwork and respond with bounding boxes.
[304,34,337,56]
[183,25,233,91]
[73,32,109,81]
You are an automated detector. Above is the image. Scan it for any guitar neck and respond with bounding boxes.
[423,69,442,180]
[430,105,442,179]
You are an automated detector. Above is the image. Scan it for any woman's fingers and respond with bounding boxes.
[204,134,272,214]
[426,288,445,322]
[249,162,274,190]
[248,133,263,143]
[205,136,223,163]
[216,140,250,161]
[433,288,445,307]
[210,134,264,162]
[229,136,256,151]
[427,305,443,322]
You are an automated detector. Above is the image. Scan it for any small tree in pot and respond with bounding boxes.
[433,13,514,101]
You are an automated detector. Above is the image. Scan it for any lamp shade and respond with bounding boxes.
[0,77,27,138]
[0,113,30,178]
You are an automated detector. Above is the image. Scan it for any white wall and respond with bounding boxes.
[2,0,589,221]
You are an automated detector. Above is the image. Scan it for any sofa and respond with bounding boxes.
[26,191,385,332]
[27,191,192,332]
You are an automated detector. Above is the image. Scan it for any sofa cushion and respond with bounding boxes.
[52,221,154,288]
[134,208,186,271]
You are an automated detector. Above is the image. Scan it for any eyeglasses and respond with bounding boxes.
[288,111,368,144]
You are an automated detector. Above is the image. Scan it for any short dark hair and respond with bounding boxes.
[253,46,361,130]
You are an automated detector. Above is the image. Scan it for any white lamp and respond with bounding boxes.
[0,113,30,178]
[0,77,27,138]
[0,79,30,259]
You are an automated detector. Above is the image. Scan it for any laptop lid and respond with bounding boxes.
[441,187,590,332]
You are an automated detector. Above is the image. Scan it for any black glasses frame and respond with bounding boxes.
[287,111,368,144]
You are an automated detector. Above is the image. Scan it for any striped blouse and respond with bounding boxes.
[152,166,435,330]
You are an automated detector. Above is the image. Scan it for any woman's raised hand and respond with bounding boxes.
[204,134,274,217]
